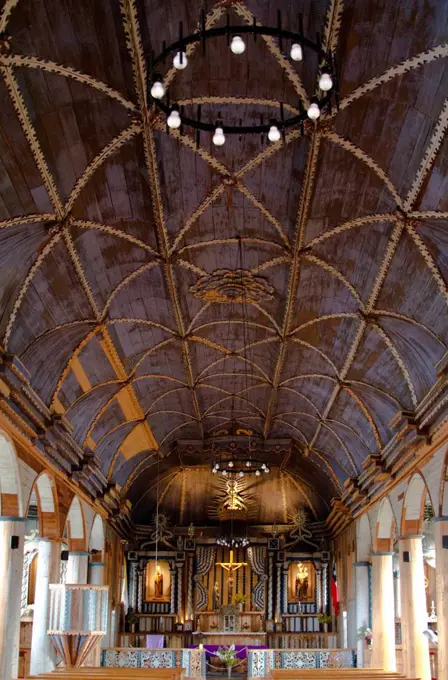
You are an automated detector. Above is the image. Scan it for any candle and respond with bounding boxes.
[199,643,204,651]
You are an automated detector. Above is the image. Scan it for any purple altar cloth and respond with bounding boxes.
[189,644,266,659]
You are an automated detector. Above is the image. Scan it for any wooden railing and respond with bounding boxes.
[267,632,337,649]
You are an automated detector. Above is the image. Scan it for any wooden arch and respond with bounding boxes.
[89,514,105,561]
[375,496,396,552]
[31,471,60,539]
[65,495,87,551]
[401,472,430,536]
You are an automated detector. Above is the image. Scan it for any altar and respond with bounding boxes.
[192,631,266,647]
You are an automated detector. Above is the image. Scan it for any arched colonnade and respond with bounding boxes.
[0,430,109,678]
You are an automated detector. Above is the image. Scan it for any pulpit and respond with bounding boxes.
[47,584,108,667]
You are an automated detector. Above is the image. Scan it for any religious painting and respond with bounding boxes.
[145,560,171,602]
[288,561,316,603]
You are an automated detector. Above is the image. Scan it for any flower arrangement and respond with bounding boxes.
[126,612,139,625]
[210,620,218,630]
[216,645,239,676]
[317,614,332,624]
[357,625,373,646]
[242,622,250,630]
[234,593,247,605]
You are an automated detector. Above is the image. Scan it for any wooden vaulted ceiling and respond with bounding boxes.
[0,0,447,523]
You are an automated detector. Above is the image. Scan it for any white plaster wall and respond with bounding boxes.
[18,460,38,515]
[420,443,447,513]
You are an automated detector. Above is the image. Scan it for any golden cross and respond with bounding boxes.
[216,550,247,601]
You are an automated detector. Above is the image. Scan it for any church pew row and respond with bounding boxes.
[271,668,405,680]
[26,668,183,679]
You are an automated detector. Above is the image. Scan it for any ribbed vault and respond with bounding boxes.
[0,0,447,522]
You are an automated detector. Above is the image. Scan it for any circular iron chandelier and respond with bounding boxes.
[211,457,270,477]
[147,10,339,143]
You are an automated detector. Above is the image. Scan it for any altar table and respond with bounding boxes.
[190,643,267,659]
[192,631,266,647]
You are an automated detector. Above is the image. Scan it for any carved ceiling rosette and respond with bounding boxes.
[189,269,275,304]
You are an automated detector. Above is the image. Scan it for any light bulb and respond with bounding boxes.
[268,125,281,143]
[261,463,266,469]
[255,469,261,476]
[222,469,227,476]
[264,467,270,473]
[212,468,217,474]
[307,102,320,120]
[319,72,333,91]
[290,43,303,61]
[150,79,165,99]
[239,471,244,477]
[212,126,225,146]
[246,460,251,467]
[230,36,246,55]
[167,108,181,129]
[228,460,234,468]
[215,463,220,469]
[173,52,188,70]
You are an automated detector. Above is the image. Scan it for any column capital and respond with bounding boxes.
[397,534,424,540]
[69,551,90,556]
[372,551,394,556]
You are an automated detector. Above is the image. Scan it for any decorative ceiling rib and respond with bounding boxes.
[0,0,446,522]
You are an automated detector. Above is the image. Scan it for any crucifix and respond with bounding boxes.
[216,550,247,601]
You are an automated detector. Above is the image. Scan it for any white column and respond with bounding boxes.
[398,536,431,680]
[0,517,25,680]
[435,518,448,680]
[354,562,370,667]
[371,552,396,671]
[30,539,61,676]
[89,561,106,586]
[66,551,89,584]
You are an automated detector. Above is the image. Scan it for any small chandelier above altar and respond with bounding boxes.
[216,535,249,549]
[211,458,270,478]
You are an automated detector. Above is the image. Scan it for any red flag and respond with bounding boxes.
[331,564,340,616]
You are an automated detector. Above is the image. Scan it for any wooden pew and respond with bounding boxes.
[27,668,183,679]
[269,671,409,680]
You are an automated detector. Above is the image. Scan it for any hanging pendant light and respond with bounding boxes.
[319,69,333,91]
[230,35,246,54]
[290,43,303,61]
[268,121,281,143]
[307,97,320,120]
[173,51,188,69]
[212,125,226,146]
[167,105,181,129]
[150,76,165,99]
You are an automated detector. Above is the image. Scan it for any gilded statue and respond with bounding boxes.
[154,565,164,598]
[295,562,309,601]
[212,581,220,610]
